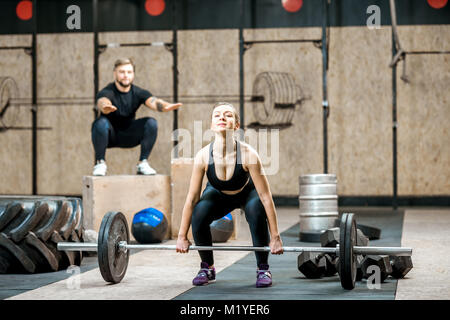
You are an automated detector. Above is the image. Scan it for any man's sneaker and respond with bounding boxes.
[136,160,156,175]
[256,264,272,288]
[192,262,216,286]
[93,160,107,176]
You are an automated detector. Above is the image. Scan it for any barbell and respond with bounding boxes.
[57,212,412,290]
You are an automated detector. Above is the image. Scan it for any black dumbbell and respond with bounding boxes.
[390,256,413,279]
[357,229,369,247]
[322,226,370,281]
[297,251,326,279]
[320,227,369,248]
[298,251,340,278]
[334,219,381,240]
[361,255,393,282]
[322,253,338,277]
[336,255,364,281]
[320,227,339,249]
[356,255,364,281]
[357,224,381,240]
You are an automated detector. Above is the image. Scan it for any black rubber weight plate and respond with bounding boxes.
[0,202,23,230]
[98,212,129,284]
[339,213,357,290]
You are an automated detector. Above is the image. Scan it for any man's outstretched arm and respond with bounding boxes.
[96,97,117,114]
[145,96,182,112]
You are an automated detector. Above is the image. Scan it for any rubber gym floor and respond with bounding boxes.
[1,206,449,300]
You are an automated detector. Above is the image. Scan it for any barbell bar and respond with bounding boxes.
[57,242,411,256]
[56,212,412,290]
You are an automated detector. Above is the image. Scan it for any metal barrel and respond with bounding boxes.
[299,174,339,234]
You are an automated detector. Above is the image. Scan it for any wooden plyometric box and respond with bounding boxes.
[82,175,171,241]
[170,158,240,240]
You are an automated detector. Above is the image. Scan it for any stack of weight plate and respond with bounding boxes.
[298,174,338,242]
[0,195,84,274]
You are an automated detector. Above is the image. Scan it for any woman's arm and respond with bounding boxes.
[246,147,284,254]
[176,150,206,252]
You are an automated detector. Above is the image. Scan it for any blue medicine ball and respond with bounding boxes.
[132,207,168,244]
[210,213,234,243]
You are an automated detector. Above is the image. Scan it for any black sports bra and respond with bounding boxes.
[206,141,250,191]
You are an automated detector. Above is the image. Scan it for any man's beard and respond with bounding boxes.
[117,79,132,88]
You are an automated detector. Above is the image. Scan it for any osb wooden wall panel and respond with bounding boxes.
[37,103,92,194]
[98,31,174,176]
[396,26,450,195]
[327,26,392,196]
[176,29,239,160]
[396,25,449,52]
[0,35,33,194]
[243,28,323,195]
[36,33,93,195]
[0,25,449,197]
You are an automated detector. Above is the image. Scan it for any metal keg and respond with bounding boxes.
[299,174,338,240]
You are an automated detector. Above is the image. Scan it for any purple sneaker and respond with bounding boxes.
[256,264,272,288]
[192,262,216,286]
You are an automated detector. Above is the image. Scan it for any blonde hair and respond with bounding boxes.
[114,58,135,71]
[212,102,240,125]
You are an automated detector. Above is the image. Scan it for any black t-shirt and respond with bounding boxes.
[96,82,152,129]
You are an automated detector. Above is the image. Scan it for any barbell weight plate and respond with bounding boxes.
[252,72,273,124]
[339,213,357,290]
[0,77,20,130]
[98,211,129,284]
[252,72,300,127]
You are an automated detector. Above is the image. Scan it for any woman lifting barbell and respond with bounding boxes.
[176,102,284,288]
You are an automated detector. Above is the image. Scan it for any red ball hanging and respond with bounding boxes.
[16,0,33,21]
[282,0,303,13]
[427,0,448,9]
[145,0,166,16]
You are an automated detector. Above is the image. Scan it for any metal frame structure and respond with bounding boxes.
[0,1,38,195]
[92,0,180,156]
[389,0,450,209]
[2,0,448,206]
[238,0,330,173]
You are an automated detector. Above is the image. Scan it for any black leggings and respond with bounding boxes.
[191,181,270,267]
[91,116,158,162]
